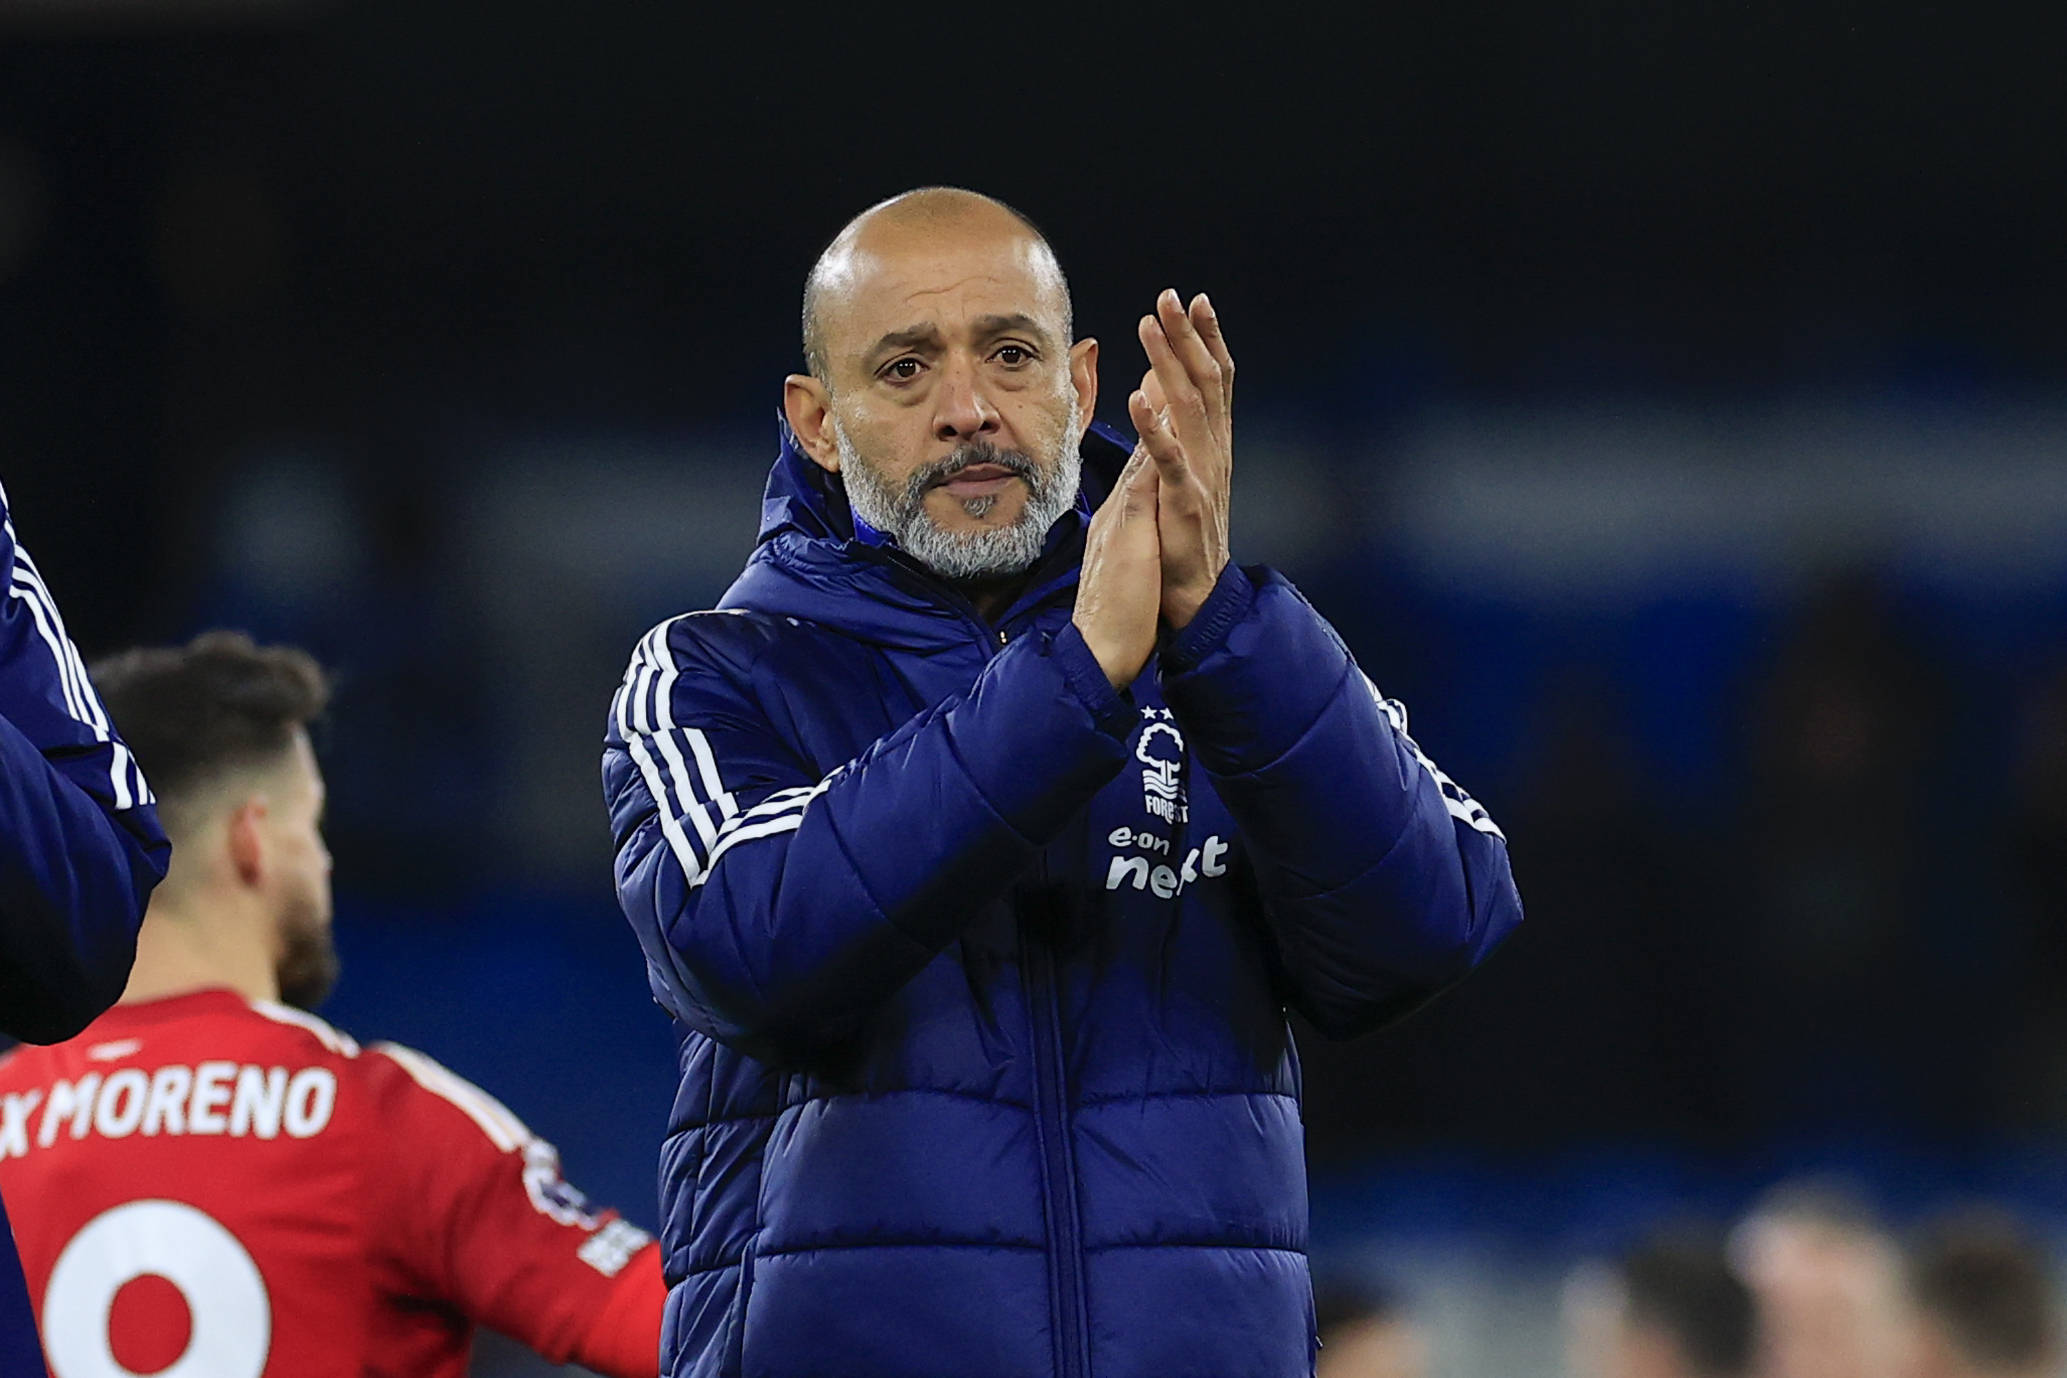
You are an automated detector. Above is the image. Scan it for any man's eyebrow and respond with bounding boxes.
[971,313,1053,344]
[867,323,945,359]
[864,314,1055,365]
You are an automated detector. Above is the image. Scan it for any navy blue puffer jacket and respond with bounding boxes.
[603,422,1522,1378]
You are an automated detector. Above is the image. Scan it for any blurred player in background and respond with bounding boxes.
[0,632,664,1378]
[1731,1179,1915,1378]
[1,480,170,1375]
[1905,1207,2062,1378]
[1564,1229,1758,1378]
[1313,1277,1429,1378]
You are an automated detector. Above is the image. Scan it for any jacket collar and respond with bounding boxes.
[718,410,1134,650]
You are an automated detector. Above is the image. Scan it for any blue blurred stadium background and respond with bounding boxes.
[3,4,2065,1372]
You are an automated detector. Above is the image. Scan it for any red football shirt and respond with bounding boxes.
[0,989,664,1378]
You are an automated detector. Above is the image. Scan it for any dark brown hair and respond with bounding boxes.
[90,631,331,820]
[1909,1207,2061,1370]
[1622,1228,1758,1377]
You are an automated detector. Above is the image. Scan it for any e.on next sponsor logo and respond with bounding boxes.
[0,1063,338,1159]
[1103,827,1230,900]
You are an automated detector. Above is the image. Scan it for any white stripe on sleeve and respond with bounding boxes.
[375,1043,533,1153]
[9,573,89,726]
[4,522,155,809]
[628,734,708,880]
[615,614,836,892]
[1362,675,1506,841]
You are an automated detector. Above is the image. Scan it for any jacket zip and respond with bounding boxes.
[976,601,1088,1376]
[1022,857,1091,1378]
[875,540,1090,1375]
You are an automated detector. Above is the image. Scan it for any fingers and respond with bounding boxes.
[1156,289,1225,416]
[1141,288,1227,432]
[1094,443,1161,528]
[1140,366,1168,418]
[1076,448,1162,688]
[1189,293,1235,417]
[1118,441,1158,512]
[1138,304,1213,440]
[1128,387,1193,492]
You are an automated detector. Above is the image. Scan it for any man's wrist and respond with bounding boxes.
[1053,622,1139,736]
[1158,563,1254,674]
[1160,553,1232,632]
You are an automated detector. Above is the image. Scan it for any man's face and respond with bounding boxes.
[808,218,1096,580]
[264,732,337,1010]
[1315,1315,1429,1378]
[1563,1264,1690,1378]
[1901,1316,1971,1378]
[1738,1218,1913,1378]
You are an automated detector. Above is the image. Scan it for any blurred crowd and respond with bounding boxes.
[1296,560,2067,1155]
[1318,1179,2063,1378]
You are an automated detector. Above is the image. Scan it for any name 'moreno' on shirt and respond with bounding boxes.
[0,987,665,1378]
[3,1060,337,1152]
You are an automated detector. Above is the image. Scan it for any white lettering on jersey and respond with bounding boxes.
[95,1069,147,1138]
[189,1061,236,1134]
[9,1064,334,1155]
[230,1067,286,1139]
[282,1068,335,1138]
[0,1090,42,1159]
[143,1064,193,1135]
[39,1074,98,1147]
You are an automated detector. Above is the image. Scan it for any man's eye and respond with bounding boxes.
[994,346,1031,366]
[884,359,924,381]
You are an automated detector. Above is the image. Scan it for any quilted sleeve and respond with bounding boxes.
[603,613,1135,1062]
[0,483,169,1044]
[1160,565,1524,1038]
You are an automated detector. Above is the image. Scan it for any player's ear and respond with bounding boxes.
[783,374,842,475]
[1068,337,1099,435]
[225,796,269,888]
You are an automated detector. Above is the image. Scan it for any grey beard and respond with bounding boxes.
[836,405,1083,582]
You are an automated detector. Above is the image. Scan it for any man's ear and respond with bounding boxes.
[225,797,270,888]
[783,374,843,475]
[1069,337,1099,435]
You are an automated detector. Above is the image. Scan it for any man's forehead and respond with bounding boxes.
[818,226,1067,345]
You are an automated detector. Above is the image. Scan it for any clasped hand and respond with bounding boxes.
[1073,290,1236,688]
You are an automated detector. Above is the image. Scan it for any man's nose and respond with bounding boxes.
[933,357,1001,443]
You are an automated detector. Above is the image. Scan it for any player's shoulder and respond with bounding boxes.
[1,994,359,1081]
[241,999,364,1061]
[0,1041,33,1088]
[362,1041,537,1154]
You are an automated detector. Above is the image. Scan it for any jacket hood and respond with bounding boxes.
[717,412,1135,651]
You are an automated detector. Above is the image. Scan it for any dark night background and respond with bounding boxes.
[3,4,2065,1371]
